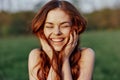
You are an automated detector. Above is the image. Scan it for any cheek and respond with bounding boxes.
[44,29,51,38]
[61,28,71,36]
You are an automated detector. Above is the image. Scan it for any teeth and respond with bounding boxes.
[51,38,64,42]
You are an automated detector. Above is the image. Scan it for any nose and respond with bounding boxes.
[53,27,62,35]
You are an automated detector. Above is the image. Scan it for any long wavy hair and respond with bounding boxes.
[32,0,87,80]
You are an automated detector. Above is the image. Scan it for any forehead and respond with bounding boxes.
[45,8,70,23]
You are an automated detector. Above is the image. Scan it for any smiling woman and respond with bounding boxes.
[28,0,95,80]
[44,8,71,51]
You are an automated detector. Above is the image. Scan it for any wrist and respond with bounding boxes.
[62,59,69,71]
[62,51,71,61]
[62,58,70,66]
[63,57,69,62]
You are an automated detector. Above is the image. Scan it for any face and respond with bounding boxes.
[44,8,71,51]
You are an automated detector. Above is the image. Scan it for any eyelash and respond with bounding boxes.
[45,26,54,28]
[61,25,70,28]
[45,24,71,28]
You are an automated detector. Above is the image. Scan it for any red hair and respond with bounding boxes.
[32,0,87,80]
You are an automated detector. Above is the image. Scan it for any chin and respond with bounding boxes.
[53,46,63,51]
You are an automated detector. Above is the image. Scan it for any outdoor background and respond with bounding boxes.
[0,0,120,80]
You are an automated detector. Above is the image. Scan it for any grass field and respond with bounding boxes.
[0,30,120,80]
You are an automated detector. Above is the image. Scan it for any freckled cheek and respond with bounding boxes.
[44,29,52,38]
[61,29,71,37]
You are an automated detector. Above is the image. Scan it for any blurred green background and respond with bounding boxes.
[0,0,120,80]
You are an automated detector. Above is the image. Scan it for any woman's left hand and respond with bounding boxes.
[63,30,78,60]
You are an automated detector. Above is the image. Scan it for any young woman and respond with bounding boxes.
[28,0,95,80]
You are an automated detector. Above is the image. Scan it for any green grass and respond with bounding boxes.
[81,30,120,80]
[0,36,39,80]
[0,30,120,80]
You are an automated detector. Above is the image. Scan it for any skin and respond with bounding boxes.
[44,8,72,52]
[28,8,95,80]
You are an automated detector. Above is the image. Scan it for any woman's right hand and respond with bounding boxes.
[39,37,53,60]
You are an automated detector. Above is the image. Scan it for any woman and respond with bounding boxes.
[28,0,95,80]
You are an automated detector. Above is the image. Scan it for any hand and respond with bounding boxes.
[63,30,78,60]
[39,37,53,60]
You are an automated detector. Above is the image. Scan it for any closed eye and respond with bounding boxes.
[45,26,54,28]
[60,22,71,28]
[61,25,70,28]
[60,24,71,28]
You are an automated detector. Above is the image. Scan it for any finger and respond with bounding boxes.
[73,30,78,46]
[39,37,50,49]
[67,33,73,45]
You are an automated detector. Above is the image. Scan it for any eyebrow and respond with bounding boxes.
[45,21,71,25]
[45,22,53,25]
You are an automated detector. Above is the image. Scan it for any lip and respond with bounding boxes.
[51,38,64,42]
[49,38,65,45]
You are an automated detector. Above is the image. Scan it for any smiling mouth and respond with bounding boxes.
[49,38,65,44]
[51,38,64,42]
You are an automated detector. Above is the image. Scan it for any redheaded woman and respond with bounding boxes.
[28,0,95,80]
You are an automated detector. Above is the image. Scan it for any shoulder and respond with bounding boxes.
[78,48,95,65]
[81,48,95,58]
[29,48,41,59]
[28,48,42,80]
[77,48,95,80]
[28,48,42,70]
